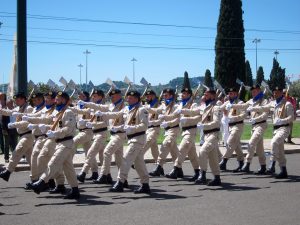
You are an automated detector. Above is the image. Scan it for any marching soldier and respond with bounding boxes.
[149,88,180,177]
[227,84,269,174]
[31,92,80,199]
[107,90,150,193]
[143,89,160,162]
[219,88,246,172]
[165,87,201,181]
[0,92,34,182]
[76,89,109,182]
[248,87,294,178]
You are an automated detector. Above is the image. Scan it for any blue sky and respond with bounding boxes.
[0,0,299,86]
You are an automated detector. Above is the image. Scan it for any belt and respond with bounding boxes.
[229,121,244,127]
[35,134,47,139]
[92,127,108,133]
[79,128,90,132]
[56,136,74,143]
[148,125,160,128]
[182,125,197,131]
[252,120,267,126]
[110,130,125,135]
[127,131,146,139]
[203,128,220,135]
[19,131,32,137]
[165,124,179,130]
[274,124,289,130]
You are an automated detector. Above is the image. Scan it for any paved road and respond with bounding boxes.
[1,154,300,225]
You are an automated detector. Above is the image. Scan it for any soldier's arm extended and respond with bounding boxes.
[181,107,202,116]
[84,102,109,111]
[70,107,92,116]
[231,101,250,110]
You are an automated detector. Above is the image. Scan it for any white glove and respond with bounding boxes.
[86,122,93,129]
[95,110,104,117]
[111,125,123,133]
[38,124,46,133]
[27,124,37,130]
[158,114,165,120]
[8,122,16,129]
[77,100,86,107]
[78,119,86,126]
[274,118,283,126]
[124,125,134,134]
[197,123,204,130]
[225,103,232,111]
[22,115,29,121]
[246,106,253,112]
[296,110,300,115]
[46,130,56,139]
[160,121,168,129]
[12,112,22,117]
[173,109,182,115]
[144,105,151,110]
[248,118,256,125]
[180,117,187,123]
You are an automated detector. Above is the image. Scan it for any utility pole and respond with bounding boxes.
[83,50,91,91]
[131,57,137,84]
[78,64,83,87]
[274,50,279,61]
[252,38,261,75]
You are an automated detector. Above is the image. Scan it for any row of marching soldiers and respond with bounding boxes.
[0,81,296,200]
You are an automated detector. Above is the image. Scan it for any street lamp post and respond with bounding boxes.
[83,49,91,91]
[252,38,261,75]
[274,50,279,61]
[78,64,83,87]
[131,57,137,84]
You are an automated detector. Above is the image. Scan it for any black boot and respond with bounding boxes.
[24,180,38,190]
[109,180,124,192]
[123,180,129,188]
[149,165,164,177]
[266,161,276,175]
[134,183,151,194]
[0,169,11,182]
[48,179,56,189]
[241,162,251,173]
[49,185,66,194]
[86,172,99,181]
[64,187,80,199]
[254,165,266,175]
[165,166,183,179]
[31,179,46,195]
[76,172,86,183]
[189,169,200,182]
[94,174,113,184]
[219,158,228,171]
[195,171,207,185]
[275,166,288,179]
[232,161,244,173]
[207,175,222,186]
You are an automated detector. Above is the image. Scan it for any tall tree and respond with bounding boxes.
[204,69,213,87]
[245,60,253,86]
[256,66,264,85]
[268,58,286,90]
[214,0,246,89]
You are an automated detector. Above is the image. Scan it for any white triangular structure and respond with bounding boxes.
[7,33,18,99]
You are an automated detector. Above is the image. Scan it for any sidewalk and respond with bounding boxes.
[1,138,300,172]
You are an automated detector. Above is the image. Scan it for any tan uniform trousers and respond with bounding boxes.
[30,136,47,180]
[199,132,220,176]
[118,142,149,184]
[142,127,160,162]
[270,127,290,167]
[7,133,34,172]
[245,125,266,165]
[223,124,244,161]
[100,133,126,176]
[74,129,97,172]
[41,140,78,187]
[175,131,200,169]
[82,131,107,173]
[157,127,180,166]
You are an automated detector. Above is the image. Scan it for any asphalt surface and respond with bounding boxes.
[1,154,300,225]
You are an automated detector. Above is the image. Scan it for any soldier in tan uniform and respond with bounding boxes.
[227,84,268,174]
[92,89,126,184]
[249,87,294,178]
[0,92,34,182]
[142,90,160,162]
[165,87,201,181]
[31,92,80,199]
[149,88,180,177]
[76,89,109,183]
[108,90,150,193]
[219,88,246,172]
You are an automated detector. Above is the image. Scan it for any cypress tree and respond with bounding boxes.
[214,0,246,90]
[256,66,264,85]
[204,69,213,87]
[268,58,286,90]
[245,60,253,86]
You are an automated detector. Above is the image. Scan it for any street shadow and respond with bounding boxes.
[198,182,266,192]
[269,175,300,183]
